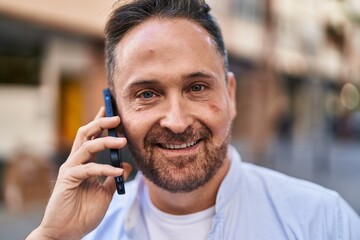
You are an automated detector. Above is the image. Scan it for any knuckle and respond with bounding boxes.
[96,117,104,126]
[97,117,104,124]
[83,162,96,173]
[85,162,96,169]
[97,118,107,131]
[59,163,66,172]
[58,164,70,177]
[77,126,86,136]
[81,141,92,153]
[81,141,94,158]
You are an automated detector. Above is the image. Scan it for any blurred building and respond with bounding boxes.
[0,0,115,209]
[208,0,360,162]
[0,0,360,211]
[0,0,117,157]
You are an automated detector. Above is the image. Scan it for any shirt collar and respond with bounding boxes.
[215,145,243,212]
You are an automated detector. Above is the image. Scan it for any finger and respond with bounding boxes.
[68,137,127,165]
[122,163,133,181]
[94,106,106,120]
[70,116,121,155]
[83,107,105,142]
[66,163,124,183]
[103,175,117,194]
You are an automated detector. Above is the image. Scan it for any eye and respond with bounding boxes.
[141,91,154,99]
[191,84,204,92]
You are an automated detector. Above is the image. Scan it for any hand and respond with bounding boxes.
[27,107,131,240]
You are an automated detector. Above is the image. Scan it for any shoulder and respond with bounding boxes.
[240,162,338,199]
[237,162,360,238]
[239,162,341,212]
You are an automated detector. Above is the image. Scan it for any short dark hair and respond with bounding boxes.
[105,0,228,88]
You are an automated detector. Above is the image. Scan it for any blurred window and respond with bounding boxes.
[0,17,43,85]
[230,0,265,24]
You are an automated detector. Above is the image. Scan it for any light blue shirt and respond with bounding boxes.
[83,146,360,240]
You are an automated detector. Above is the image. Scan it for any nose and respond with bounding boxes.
[159,96,194,134]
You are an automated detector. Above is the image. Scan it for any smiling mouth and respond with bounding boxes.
[158,140,201,150]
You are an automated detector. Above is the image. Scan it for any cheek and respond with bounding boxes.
[201,100,231,139]
[122,112,155,148]
[208,102,222,114]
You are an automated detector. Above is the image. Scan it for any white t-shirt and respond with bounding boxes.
[141,186,215,240]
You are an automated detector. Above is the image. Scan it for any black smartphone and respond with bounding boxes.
[103,88,125,195]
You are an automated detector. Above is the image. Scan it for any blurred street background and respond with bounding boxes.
[0,0,360,239]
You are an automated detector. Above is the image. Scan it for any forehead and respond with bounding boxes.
[116,17,218,57]
[113,18,224,89]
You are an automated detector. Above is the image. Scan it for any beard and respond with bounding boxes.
[127,123,229,193]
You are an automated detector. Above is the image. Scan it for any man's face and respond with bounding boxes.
[113,18,236,193]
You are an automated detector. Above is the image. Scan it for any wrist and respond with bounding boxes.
[26,225,81,240]
[26,227,55,240]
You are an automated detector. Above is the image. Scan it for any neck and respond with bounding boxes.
[145,157,230,215]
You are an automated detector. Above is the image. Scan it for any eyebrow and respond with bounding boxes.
[183,71,216,80]
[123,71,216,95]
[122,79,161,98]
[126,79,160,88]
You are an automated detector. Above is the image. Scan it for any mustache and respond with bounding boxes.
[144,125,212,145]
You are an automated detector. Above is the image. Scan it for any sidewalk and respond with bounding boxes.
[0,204,44,239]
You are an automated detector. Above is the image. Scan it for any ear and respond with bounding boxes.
[227,72,237,120]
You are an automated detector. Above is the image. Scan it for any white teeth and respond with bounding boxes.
[162,141,198,149]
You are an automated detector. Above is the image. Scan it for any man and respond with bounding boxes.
[27,0,360,239]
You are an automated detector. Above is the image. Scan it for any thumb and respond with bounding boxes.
[122,162,133,181]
